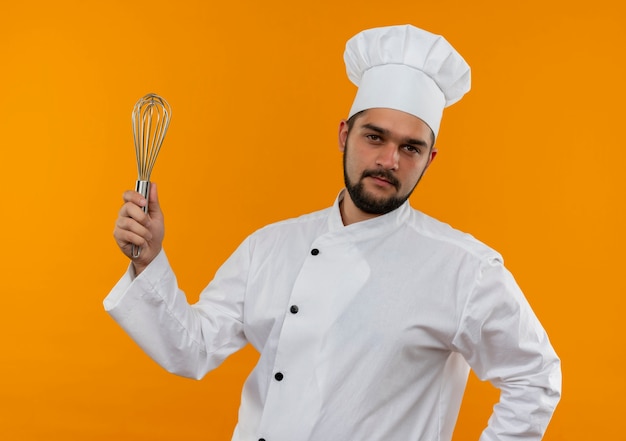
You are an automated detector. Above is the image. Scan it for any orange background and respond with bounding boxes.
[1,0,624,439]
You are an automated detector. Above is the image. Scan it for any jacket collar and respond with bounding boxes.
[327,189,411,238]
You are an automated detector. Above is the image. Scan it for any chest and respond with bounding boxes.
[242,233,474,354]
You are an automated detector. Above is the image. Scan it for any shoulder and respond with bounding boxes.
[245,206,333,246]
[406,208,503,264]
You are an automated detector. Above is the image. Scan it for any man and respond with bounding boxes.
[106,25,561,440]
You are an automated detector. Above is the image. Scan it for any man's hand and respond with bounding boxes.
[113,183,165,275]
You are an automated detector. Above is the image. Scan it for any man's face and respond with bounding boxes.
[339,108,436,216]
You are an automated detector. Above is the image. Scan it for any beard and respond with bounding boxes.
[343,143,422,215]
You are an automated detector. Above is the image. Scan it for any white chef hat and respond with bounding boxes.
[344,24,471,138]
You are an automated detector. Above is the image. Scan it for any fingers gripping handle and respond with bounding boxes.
[131,180,150,258]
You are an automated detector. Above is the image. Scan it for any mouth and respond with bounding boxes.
[362,171,399,189]
[370,175,393,186]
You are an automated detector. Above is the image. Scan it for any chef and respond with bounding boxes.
[106,24,561,441]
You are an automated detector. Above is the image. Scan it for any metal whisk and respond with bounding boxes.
[131,93,172,258]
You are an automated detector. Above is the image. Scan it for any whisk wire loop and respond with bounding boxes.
[132,94,171,182]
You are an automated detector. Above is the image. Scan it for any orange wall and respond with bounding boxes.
[1,0,624,439]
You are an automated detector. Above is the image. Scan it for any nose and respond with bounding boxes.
[376,144,399,170]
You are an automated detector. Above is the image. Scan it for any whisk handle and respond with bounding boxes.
[131,180,150,258]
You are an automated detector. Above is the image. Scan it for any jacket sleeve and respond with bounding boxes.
[451,256,562,440]
[103,241,251,380]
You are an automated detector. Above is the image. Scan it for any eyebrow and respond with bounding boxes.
[361,122,429,147]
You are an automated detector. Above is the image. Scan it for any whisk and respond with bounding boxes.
[131,93,172,258]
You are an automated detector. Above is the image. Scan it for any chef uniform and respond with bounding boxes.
[105,25,561,441]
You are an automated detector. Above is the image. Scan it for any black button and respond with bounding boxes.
[311,248,320,255]
[259,439,266,441]
[290,305,299,314]
[274,372,284,381]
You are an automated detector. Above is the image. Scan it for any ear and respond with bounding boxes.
[338,120,349,152]
[425,148,438,169]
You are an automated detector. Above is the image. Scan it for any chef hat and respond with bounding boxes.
[344,24,471,138]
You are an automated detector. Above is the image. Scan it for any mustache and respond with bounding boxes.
[361,169,400,189]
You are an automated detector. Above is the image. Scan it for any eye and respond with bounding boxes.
[365,134,382,142]
[403,145,422,155]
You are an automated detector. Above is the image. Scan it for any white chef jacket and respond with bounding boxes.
[104,191,561,441]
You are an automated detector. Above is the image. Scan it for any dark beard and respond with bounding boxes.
[343,148,416,215]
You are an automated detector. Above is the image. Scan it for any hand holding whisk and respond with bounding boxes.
[131,93,172,258]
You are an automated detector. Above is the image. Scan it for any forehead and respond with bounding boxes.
[354,108,433,144]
